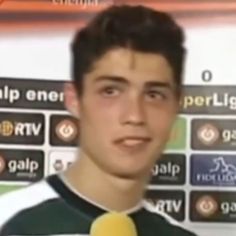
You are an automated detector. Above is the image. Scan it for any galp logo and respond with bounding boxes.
[50,115,78,146]
[8,158,39,174]
[196,195,218,217]
[191,191,236,222]
[221,129,236,143]
[0,149,44,182]
[192,119,236,150]
[197,123,220,146]
[56,119,77,142]
[150,154,185,185]
[152,162,180,178]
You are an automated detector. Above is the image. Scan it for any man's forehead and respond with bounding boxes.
[91,48,172,77]
[121,48,139,70]
[96,48,166,66]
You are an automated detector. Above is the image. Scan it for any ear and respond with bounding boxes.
[63,82,80,118]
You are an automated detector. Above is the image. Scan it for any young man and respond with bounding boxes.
[0,5,197,236]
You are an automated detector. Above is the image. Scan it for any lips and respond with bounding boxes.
[114,136,151,148]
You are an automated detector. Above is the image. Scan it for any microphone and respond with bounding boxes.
[90,212,138,236]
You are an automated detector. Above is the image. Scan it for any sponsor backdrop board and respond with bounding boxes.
[0,1,236,236]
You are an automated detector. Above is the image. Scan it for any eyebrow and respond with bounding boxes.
[94,75,129,85]
[144,81,173,90]
[94,75,174,90]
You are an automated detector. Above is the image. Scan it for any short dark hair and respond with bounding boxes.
[71,4,186,97]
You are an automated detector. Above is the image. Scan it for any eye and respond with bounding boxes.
[146,90,166,100]
[100,86,120,96]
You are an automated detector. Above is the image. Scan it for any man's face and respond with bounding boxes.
[67,48,180,179]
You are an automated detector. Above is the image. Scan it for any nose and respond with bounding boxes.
[120,95,146,126]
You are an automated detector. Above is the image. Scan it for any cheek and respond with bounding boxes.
[93,97,122,119]
[82,99,120,129]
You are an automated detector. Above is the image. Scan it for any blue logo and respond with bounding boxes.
[191,154,236,186]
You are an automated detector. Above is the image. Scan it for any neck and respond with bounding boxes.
[63,152,148,212]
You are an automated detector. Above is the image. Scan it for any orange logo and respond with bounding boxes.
[197,123,220,146]
[55,119,78,142]
[196,195,218,217]
[0,121,14,137]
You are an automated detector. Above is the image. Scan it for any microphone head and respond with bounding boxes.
[90,212,138,236]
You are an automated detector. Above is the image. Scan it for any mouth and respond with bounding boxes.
[114,136,152,150]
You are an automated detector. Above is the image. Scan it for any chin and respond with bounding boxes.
[111,167,149,180]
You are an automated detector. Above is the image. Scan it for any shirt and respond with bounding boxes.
[0,174,197,236]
